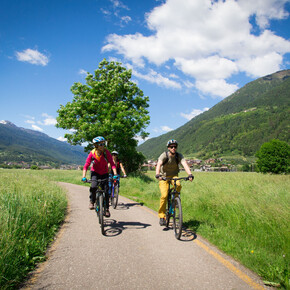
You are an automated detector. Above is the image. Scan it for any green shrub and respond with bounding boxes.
[256,139,289,174]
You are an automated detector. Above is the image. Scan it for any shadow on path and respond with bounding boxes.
[163,222,197,242]
[113,201,144,211]
[104,219,151,237]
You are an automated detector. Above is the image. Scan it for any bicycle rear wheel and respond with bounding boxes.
[173,196,183,239]
[112,184,119,209]
[99,194,104,234]
[110,187,114,206]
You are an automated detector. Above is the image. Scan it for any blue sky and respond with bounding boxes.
[1,0,290,144]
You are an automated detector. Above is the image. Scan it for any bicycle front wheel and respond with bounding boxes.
[99,194,104,234]
[165,197,171,228]
[173,197,183,239]
[112,184,119,209]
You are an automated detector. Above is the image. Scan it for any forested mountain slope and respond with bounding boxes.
[138,70,290,160]
[0,121,87,165]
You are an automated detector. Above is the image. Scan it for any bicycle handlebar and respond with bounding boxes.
[82,178,110,183]
[161,176,192,181]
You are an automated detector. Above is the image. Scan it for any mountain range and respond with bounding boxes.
[138,70,290,161]
[1,70,289,167]
[0,121,87,166]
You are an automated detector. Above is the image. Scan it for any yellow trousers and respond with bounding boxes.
[158,176,181,218]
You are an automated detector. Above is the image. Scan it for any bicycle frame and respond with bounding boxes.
[162,177,189,239]
[168,188,178,215]
[110,178,119,199]
[84,178,109,235]
[109,175,123,209]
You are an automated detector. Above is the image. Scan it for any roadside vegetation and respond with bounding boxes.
[0,170,67,289]
[121,171,289,288]
[0,169,289,288]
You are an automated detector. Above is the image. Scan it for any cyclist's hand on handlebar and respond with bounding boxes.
[82,177,87,182]
[188,174,194,182]
[155,174,163,180]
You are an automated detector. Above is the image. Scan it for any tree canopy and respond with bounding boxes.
[56,59,150,172]
[256,139,289,174]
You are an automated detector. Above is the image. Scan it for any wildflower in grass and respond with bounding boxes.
[251,250,254,254]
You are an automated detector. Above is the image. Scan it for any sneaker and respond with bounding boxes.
[105,209,111,217]
[89,202,95,210]
[159,218,166,226]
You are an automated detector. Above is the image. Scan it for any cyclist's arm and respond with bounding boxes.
[181,159,193,180]
[155,159,163,179]
[120,162,126,176]
[83,153,93,178]
[82,168,87,179]
[107,150,117,175]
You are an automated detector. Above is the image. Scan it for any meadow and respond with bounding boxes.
[0,169,289,289]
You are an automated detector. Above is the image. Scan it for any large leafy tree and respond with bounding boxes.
[56,59,150,173]
[256,139,289,174]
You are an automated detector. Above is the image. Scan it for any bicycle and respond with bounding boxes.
[109,175,124,209]
[83,178,109,235]
[162,176,190,240]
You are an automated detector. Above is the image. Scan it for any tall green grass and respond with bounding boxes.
[119,171,289,288]
[0,170,67,289]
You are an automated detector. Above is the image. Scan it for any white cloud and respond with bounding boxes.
[32,125,44,132]
[153,125,173,133]
[102,0,290,96]
[238,0,289,29]
[110,0,129,10]
[16,48,49,66]
[57,136,67,142]
[174,56,238,80]
[102,0,131,27]
[79,69,87,75]
[196,79,239,99]
[121,15,132,24]
[25,120,35,124]
[161,125,173,132]
[42,113,57,126]
[237,52,283,78]
[134,135,150,145]
[101,8,111,16]
[181,107,209,120]
[133,69,181,89]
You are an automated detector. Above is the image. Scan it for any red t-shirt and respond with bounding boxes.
[83,149,116,175]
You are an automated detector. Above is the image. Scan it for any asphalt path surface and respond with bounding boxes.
[23,182,268,290]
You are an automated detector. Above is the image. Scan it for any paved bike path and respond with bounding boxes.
[24,182,267,290]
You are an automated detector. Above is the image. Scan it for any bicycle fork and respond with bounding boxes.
[168,192,174,215]
[168,192,181,215]
[95,194,106,213]
[95,196,100,213]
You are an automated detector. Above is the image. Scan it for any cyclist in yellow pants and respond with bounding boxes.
[155,139,193,226]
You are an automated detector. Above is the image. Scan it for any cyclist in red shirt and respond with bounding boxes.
[82,136,117,217]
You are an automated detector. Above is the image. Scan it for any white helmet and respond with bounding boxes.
[167,139,178,147]
[112,151,119,155]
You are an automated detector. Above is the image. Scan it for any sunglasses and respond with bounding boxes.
[169,145,177,149]
[97,143,106,147]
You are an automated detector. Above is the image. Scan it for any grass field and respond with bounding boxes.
[0,169,289,289]
[0,170,67,289]
[121,171,290,288]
